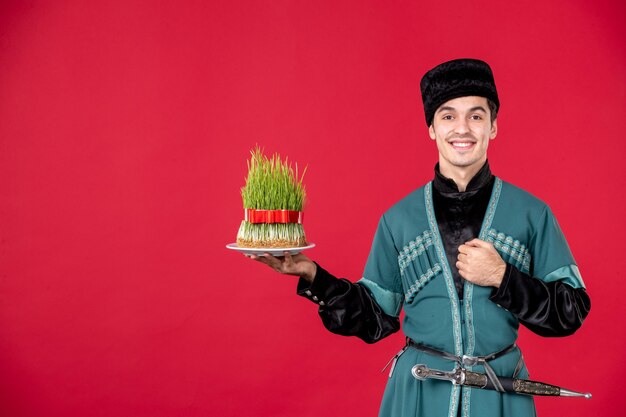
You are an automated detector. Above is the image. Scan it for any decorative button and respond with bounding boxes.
[319,301,326,306]
[312,295,319,301]
[305,290,312,296]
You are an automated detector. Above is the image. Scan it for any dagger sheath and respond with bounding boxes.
[463,368,562,396]
[411,364,591,399]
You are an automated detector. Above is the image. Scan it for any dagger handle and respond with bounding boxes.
[462,370,489,388]
[411,364,458,382]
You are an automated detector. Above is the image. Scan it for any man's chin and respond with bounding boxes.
[450,159,478,168]
[448,157,485,169]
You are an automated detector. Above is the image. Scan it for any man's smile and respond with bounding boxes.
[449,140,476,151]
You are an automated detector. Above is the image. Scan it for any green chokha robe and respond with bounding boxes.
[358,178,586,417]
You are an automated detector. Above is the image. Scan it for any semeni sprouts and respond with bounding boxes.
[237,147,308,248]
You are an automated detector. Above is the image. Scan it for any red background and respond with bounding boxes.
[1,1,624,416]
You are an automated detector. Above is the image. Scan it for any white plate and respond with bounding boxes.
[226,243,315,256]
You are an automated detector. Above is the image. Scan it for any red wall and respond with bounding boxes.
[1,1,624,416]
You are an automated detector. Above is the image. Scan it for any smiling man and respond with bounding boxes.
[249,58,591,417]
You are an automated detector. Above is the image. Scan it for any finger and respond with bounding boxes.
[457,253,468,262]
[283,252,294,266]
[248,254,266,263]
[465,238,490,248]
[280,252,295,272]
[458,244,474,255]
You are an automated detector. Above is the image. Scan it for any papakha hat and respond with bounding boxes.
[420,58,500,126]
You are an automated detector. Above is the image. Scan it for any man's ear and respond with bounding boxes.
[490,119,498,140]
[429,124,436,140]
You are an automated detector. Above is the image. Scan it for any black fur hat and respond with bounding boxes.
[420,58,499,126]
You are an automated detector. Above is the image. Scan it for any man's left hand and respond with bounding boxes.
[456,239,506,288]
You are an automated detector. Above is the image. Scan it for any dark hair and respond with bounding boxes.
[487,98,498,123]
[430,98,499,127]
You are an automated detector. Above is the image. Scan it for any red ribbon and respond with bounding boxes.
[244,209,304,224]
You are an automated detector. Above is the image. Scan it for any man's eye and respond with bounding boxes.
[442,115,453,120]
[470,115,482,120]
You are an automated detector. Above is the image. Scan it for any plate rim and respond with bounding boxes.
[226,242,316,253]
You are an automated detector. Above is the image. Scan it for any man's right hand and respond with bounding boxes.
[247,252,317,283]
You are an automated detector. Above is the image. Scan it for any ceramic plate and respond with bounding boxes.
[226,243,315,256]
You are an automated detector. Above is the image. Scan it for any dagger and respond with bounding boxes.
[411,364,591,399]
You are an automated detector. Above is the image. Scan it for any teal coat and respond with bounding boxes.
[358,178,585,417]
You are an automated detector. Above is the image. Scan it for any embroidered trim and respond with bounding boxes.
[425,182,463,357]
[398,230,434,277]
[480,177,501,235]
[463,177,501,417]
[464,177,503,360]
[404,263,441,303]
[449,386,460,417]
[485,228,532,274]
[463,386,471,417]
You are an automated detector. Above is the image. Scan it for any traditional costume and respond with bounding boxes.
[296,59,590,417]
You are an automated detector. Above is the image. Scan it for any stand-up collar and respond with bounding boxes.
[433,161,493,195]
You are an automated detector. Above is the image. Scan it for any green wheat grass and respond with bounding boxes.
[237,146,308,247]
[241,146,306,211]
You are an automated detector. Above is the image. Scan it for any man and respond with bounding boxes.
[249,58,590,417]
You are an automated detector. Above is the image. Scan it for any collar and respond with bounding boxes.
[433,161,493,195]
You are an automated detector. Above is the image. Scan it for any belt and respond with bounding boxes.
[405,338,524,393]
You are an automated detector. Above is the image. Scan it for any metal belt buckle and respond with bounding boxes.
[461,355,479,367]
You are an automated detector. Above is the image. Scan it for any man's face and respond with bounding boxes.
[428,96,497,173]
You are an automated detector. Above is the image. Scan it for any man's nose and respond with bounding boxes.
[453,118,470,134]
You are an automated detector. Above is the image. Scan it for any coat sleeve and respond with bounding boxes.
[297,263,400,343]
[295,214,404,344]
[489,263,591,336]
[490,205,590,336]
